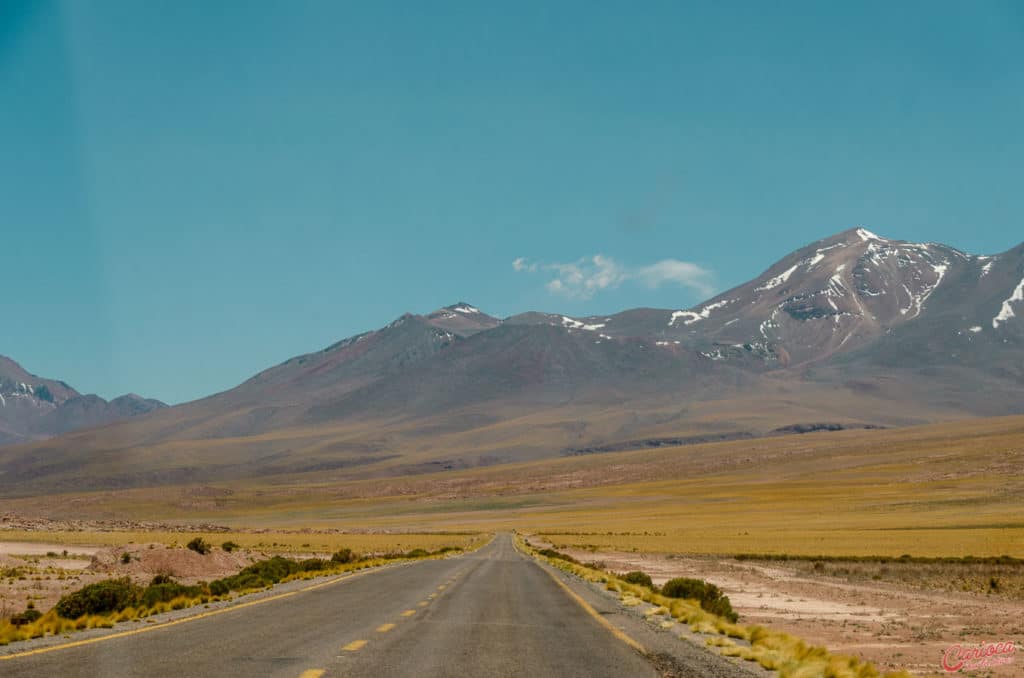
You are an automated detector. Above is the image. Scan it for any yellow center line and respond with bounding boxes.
[376,623,396,633]
[418,601,429,607]
[428,593,437,599]
[400,609,416,617]
[342,640,367,652]
[299,671,325,678]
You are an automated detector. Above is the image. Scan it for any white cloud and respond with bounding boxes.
[636,259,715,297]
[513,254,713,300]
[512,257,537,273]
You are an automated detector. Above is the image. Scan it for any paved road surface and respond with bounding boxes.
[0,534,740,677]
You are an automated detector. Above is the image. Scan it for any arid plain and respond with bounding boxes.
[3,415,1021,675]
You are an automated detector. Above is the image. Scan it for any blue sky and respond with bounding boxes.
[3,1,1023,404]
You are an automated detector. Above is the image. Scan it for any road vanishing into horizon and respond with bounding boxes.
[0,534,753,677]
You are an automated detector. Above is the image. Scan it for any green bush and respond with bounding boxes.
[10,608,42,626]
[621,571,653,588]
[660,577,739,622]
[538,548,579,564]
[121,552,132,564]
[299,558,327,571]
[186,537,211,555]
[208,555,303,595]
[331,548,354,564]
[56,578,139,619]
[221,541,240,553]
[140,583,193,607]
[405,549,429,558]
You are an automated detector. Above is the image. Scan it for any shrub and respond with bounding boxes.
[138,577,203,608]
[661,577,739,622]
[299,558,327,572]
[538,548,578,564]
[221,541,240,553]
[186,537,211,555]
[330,548,354,564]
[208,555,302,595]
[56,578,139,619]
[405,549,429,558]
[621,571,653,588]
[10,608,43,626]
[121,552,132,564]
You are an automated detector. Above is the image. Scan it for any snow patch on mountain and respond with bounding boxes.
[856,228,887,242]
[992,275,1024,329]
[899,260,949,319]
[755,264,799,292]
[561,316,606,331]
[668,299,733,326]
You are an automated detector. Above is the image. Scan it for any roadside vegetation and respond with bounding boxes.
[518,536,911,678]
[0,530,484,555]
[0,542,472,646]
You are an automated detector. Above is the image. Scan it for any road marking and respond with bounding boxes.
[299,671,325,678]
[342,640,367,652]
[376,623,396,633]
[428,593,437,599]
[0,560,420,662]
[538,565,646,654]
[400,609,416,617]
[437,585,446,590]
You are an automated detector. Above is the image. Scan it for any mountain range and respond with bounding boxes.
[0,356,165,446]
[1,227,1021,494]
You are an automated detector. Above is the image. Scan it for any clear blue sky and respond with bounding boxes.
[3,1,1023,404]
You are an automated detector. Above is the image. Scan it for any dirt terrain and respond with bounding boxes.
[546,544,1022,677]
[0,541,260,620]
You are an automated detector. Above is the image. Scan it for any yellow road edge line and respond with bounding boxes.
[342,639,367,652]
[400,609,416,617]
[375,623,396,633]
[0,563,398,661]
[538,562,646,654]
[299,670,325,678]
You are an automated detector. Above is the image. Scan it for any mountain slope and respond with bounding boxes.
[0,228,1021,493]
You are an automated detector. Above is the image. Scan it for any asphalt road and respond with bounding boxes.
[0,534,741,677]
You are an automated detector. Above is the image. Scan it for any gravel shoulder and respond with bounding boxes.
[533,554,772,678]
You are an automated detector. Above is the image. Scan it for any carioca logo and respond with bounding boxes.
[942,641,1016,672]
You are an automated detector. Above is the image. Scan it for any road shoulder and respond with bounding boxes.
[533,556,773,678]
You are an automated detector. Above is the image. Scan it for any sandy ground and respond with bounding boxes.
[546,543,1022,677]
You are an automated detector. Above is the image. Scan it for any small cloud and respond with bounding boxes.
[514,253,714,300]
[512,257,537,273]
[636,259,715,297]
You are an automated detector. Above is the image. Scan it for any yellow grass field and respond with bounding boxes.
[4,415,1023,558]
[0,530,486,555]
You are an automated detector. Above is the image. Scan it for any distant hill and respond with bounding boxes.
[0,356,166,445]
[1,228,1021,494]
